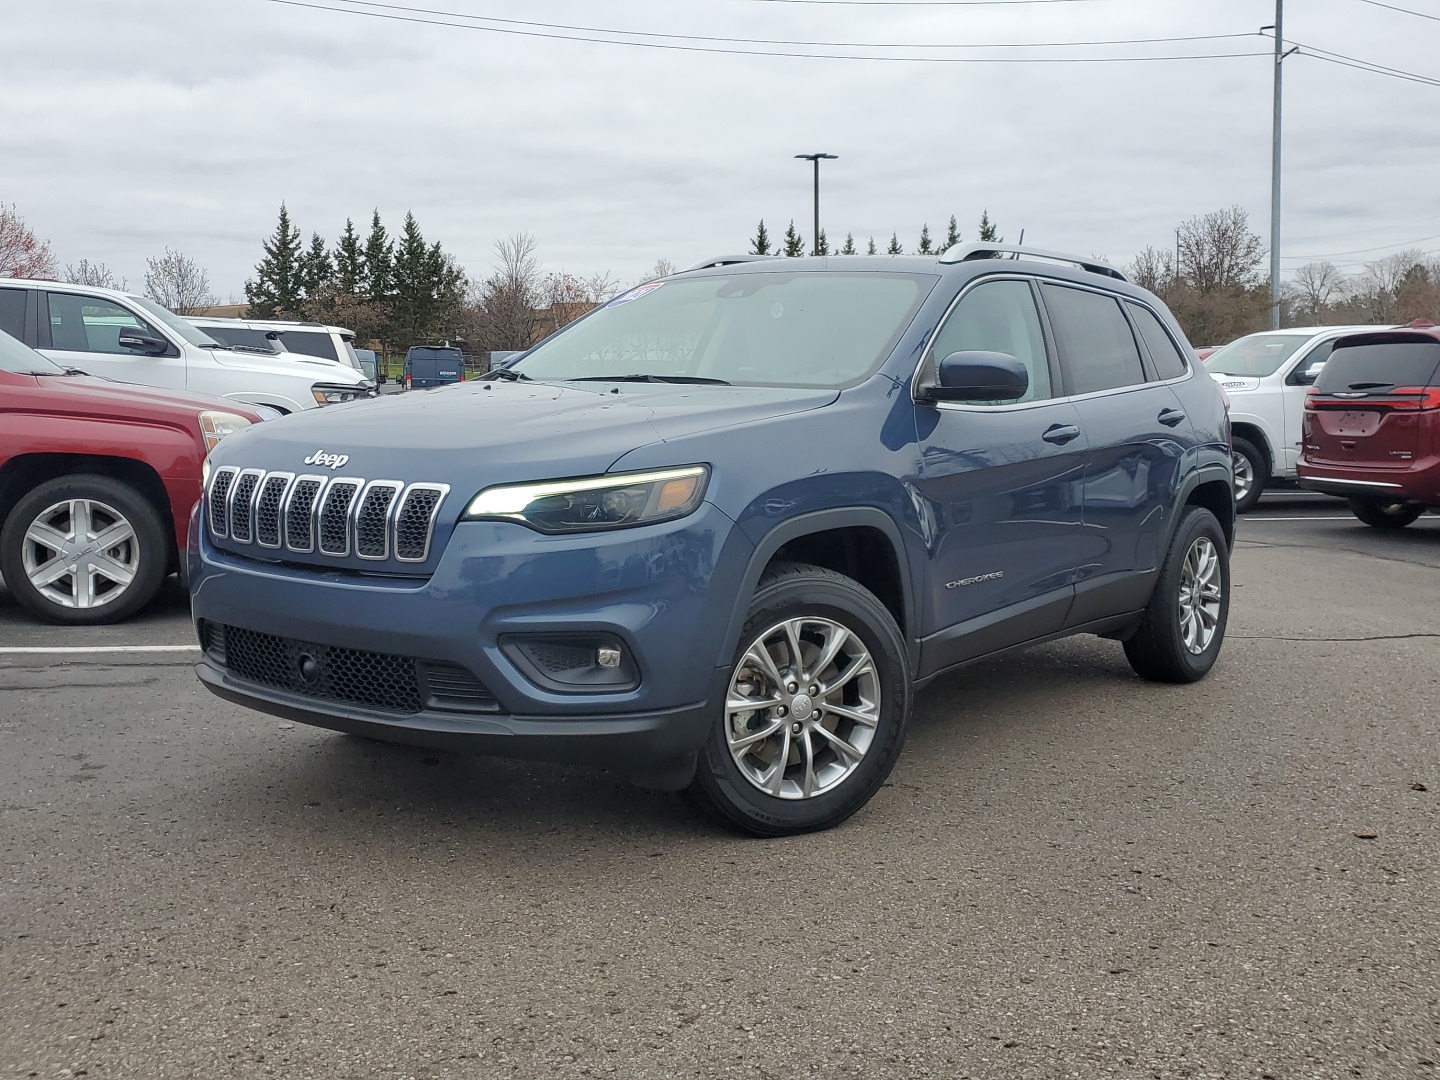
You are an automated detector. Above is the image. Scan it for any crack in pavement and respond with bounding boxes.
[1231,632,1440,643]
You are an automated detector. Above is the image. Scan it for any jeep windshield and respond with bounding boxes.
[512,271,934,389]
[1203,333,1308,378]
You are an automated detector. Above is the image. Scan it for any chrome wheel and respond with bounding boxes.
[726,616,880,800]
[1177,535,1222,655]
[21,499,139,610]
[1231,451,1254,502]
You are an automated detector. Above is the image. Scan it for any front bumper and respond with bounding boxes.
[189,502,751,775]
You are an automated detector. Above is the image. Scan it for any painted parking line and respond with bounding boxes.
[1244,516,1360,522]
[0,644,197,655]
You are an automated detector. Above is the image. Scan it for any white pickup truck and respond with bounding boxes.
[1203,326,1370,511]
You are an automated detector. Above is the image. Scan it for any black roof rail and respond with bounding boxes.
[937,242,1127,282]
[680,254,782,273]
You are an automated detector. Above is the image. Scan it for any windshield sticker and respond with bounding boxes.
[608,282,664,307]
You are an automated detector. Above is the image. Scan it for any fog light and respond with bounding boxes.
[500,633,638,694]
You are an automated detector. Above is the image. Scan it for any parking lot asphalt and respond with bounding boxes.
[3,492,1439,1079]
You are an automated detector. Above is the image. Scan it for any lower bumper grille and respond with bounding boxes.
[199,622,497,715]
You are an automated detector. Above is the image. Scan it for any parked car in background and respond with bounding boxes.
[1202,325,1370,511]
[354,348,383,383]
[0,280,373,415]
[190,244,1233,836]
[0,327,261,624]
[1298,320,1440,528]
[237,319,364,372]
[403,345,466,389]
[187,316,289,356]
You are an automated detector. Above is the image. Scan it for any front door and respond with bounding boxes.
[39,290,187,391]
[910,278,1087,673]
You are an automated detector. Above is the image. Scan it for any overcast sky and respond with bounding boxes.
[6,0,1439,300]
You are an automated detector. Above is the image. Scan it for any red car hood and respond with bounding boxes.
[43,374,265,423]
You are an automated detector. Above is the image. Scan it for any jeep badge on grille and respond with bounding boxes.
[304,450,350,470]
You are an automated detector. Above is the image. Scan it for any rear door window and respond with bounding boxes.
[1126,303,1188,381]
[1315,337,1440,394]
[0,287,25,341]
[1041,284,1145,396]
[282,330,338,362]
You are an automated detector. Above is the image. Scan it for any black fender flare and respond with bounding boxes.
[1173,463,1236,548]
[716,507,919,676]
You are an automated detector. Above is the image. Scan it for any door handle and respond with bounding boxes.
[1158,408,1186,427]
[1042,423,1081,445]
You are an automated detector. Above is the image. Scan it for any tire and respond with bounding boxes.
[687,562,911,837]
[1347,496,1423,530]
[0,474,170,625]
[1123,506,1230,684]
[1231,437,1268,513]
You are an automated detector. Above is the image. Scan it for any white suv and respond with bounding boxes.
[1203,325,1369,511]
[215,318,364,372]
[0,280,372,414]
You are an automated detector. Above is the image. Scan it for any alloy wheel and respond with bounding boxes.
[21,499,140,610]
[1177,535,1223,655]
[726,616,881,800]
[1231,451,1254,502]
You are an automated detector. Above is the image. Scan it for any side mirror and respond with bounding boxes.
[1293,362,1324,386]
[117,329,170,356]
[923,350,1029,402]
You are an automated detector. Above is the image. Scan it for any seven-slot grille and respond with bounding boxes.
[207,466,448,565]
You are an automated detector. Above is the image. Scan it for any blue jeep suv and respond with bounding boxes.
[190,244,1233,836]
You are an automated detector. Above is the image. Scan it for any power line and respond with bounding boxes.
[326,0,1256,51]
[1354,0,1440,23]
[1290,38,1440,88]
[1281,232,1440,259]
[267,0,1270,62]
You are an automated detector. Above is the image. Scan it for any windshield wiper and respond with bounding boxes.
[572,373,731,385]
[483,367,530,381]
[35,367,93,377]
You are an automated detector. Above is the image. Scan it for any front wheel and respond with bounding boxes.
[0,474,170,625]
[687,562,911,837]
[1347,496,1424,529]
[1123,506,1230,684]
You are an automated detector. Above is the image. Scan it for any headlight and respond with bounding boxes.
[311,382,371,406]
[199,410,252,453]
[462,465,709,534]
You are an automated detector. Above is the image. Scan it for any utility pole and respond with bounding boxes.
[1266,1,1297,330]
[795,153,837,255]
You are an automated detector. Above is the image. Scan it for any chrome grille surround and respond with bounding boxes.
[254,472,294,549]
[353,480,404,561]
[206,469,448,566]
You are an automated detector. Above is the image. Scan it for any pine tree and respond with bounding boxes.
[815,229,830,256]
[298,232,332,301]
[362,209,393,302]
[978,210,1002,244]
[782,220,806,258]
[244,203,303,318]
[886,233,902,255]
[750,219,772,256]
[391,211,432,345]
[944,215,961,251]
[917,224,933,255]
[841,233,856,255]
[334,218,363,295]
[867,237,877,255]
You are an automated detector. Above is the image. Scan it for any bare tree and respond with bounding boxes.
[1128,246,1174,294]
[1177,206,1265,294]
[0,203,58,279]
[1291,261,1347,320]
[650,258,676,280]
[144,248,216,315]
[64,259,127,290]
[475,232,543,351]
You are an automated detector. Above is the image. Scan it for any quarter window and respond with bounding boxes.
[46,292,159,354]
[928,279,1052,404]
[1041,284,1145,396]
[1127,303,1188,381]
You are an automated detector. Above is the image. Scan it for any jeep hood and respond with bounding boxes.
[210,380,838,487]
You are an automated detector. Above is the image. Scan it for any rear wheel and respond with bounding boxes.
[1347,496,1424,529]
[687,562,910,837]
[1123,506,1230,684]
[1231,437,1268,513]
[0,474,169,625]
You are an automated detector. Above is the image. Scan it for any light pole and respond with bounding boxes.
[1265,1,1298,330]
[795,153,837,255]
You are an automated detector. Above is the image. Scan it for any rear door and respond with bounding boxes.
[1040,283,1193,621]
[1304,334,1440,469]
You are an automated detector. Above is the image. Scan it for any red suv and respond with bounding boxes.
[1298,320,1440,528]
[1,330,262,623]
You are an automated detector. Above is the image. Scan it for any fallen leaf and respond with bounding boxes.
[1411,783,1428,792]
[1352,831,1378,840]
